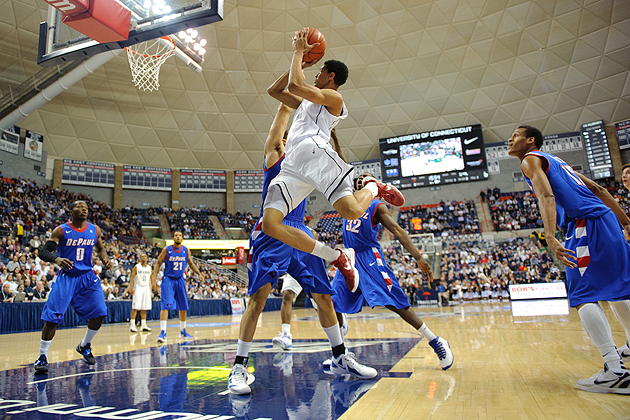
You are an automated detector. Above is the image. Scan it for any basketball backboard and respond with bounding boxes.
[37,0,223,68]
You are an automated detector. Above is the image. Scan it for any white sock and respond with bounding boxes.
[130,318,136,326]
[578,303,625,373]
[281,323,291,335]
[39,339,51,356]
[180,321,186,331]
[237,339,252,358]
[160,320,167,332]
[81,328,98,347]
[363,180,378,198]
[323,324,343,348]
[141,319,148,327]
[418,323,436,341]
[610,300,630,343]
[312,241,341,261]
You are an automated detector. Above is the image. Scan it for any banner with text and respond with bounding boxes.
[62,159,116,187]
[509,282,567,300]
[23,130,43,161]
[0,126,20,155]
[123,165,172,191]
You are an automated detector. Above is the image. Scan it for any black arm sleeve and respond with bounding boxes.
[39,241,58,263]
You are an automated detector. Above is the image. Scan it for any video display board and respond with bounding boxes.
[379,124,488,188]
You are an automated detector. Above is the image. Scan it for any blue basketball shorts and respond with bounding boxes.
[41,270,107,323]
[161,276,189,311]
[565,211,630,307]
[247,218,332,297]
[332,246,410,313]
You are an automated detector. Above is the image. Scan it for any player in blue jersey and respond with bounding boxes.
[228,103,377,396]
[509,125,630,394]
[152,230,204,343]
[329,173,454,370]
[34,200,112,374]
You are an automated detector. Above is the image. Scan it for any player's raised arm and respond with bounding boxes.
[288,28,343,115]
[374,204,432,277]
[94,226,112,271]
[577,172,630,235]
[264,103,292,167]
[39,226,73,271]
[521,155,577,268]
[187,249,204,282]
[268,70,302,109]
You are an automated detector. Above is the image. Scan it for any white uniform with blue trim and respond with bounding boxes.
[523,150,630,307]
[264,99,354,216]
[332,199,411,313]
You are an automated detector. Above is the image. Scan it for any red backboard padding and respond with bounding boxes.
[62,0,131,43]
[44,0,89,16]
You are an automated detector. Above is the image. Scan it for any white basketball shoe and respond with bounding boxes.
[428,337,454,370]
[576,364,630,394]
[271,332,292,350]
[228,364,255,395]
[330,350,377,379]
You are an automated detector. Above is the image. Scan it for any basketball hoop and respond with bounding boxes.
[125,36,176,92]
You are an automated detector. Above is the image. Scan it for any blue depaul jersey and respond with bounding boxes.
[58,222,98,275]
[164,245,188,278]
[523,151,610,228]
[260,155,306,222]
[342,199,384,252]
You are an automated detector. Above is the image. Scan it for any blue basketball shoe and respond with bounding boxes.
[34,354,48,375]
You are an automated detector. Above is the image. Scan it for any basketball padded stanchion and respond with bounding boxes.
[125,37,176,92]
[58,0,132,43]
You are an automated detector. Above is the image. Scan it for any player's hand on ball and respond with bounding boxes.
[293,27,319,54]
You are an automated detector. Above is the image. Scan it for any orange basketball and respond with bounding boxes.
[303,28,326,64]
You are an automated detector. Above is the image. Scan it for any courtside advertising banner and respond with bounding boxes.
[230,298,244,314]
[0,127,19,155]
[509,282,567,300]
[23,130,44,161]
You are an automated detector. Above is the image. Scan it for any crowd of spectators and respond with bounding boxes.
[398,200,480,236]
[485,187,542,231]
[163,207,220,239]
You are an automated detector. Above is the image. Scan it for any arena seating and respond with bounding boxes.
[486,190,542,231]
[398,200,480,236]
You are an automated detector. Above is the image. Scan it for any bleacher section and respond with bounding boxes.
[487,191,542,231]
[398,200,480,236]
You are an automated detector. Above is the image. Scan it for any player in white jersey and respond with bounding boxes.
[263,28,405,293]
[126,253,155,332]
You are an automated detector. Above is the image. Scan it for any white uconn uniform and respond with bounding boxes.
[264,99,353,215]
[132,263,153,310]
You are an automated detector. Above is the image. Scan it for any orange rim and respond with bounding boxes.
[124,36,175,58]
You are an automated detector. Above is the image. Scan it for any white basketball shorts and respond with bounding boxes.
[280,273,303,297]
[132,286,153,310]
[264,136,355,216]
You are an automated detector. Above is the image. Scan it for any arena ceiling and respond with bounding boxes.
[0,0,629,170]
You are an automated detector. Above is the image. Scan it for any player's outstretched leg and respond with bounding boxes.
[576,303,630,394]
[388,305,454,370]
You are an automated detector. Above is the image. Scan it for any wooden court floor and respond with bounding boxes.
[1,300,629,420]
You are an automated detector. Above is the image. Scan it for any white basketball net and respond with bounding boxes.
[125,37,175,92]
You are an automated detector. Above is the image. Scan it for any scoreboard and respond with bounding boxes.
[62,159,115,187]
[615,119,630,150]
[123,165,172,190]
[379,124,489,189]
[581,120,613,180]
[234,170,264,192]
[179,169,227,192]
